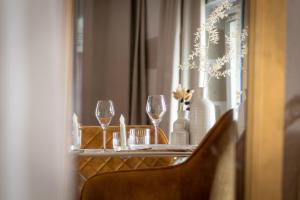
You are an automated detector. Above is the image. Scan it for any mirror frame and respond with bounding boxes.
[65,0,286,199]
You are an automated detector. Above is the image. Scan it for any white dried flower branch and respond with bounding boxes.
[206,0,233,44]
[236,88,248,105]
[209,35,233,79]
[241,27,249,58]
[179,0,233,70]
[179,0,249,87]
[179,0,233,71]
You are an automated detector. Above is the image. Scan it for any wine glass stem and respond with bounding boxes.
[103,128,106,150]
[154,125,158,144]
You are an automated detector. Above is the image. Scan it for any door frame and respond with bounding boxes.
[246,0,286,199]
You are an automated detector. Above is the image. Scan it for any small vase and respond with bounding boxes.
[170,110,189,145]
[189,87,216,145]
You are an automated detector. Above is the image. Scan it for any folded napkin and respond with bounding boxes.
[118,144,197,152]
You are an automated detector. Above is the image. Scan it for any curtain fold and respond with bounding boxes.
[129,0,148,124]
[154,0,204,134]
[155,0,182,133]
[180,0,203,89]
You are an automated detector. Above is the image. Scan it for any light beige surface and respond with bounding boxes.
[284,0,300,199]
[0,0,71,199]
[65,0,76,199]
[246,0,286,199]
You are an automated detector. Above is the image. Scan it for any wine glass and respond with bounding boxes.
[95,100,115,150]
[146,95,167,144]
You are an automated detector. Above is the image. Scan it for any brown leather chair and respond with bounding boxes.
[81,109,237,200]
[78,125,177,192]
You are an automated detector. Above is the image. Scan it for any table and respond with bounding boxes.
[74,144,197,191]
[71,144,197,157]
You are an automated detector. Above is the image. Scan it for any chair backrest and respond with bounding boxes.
[80,110,238,200]
[80,125,168,149]
[175,109,237,200]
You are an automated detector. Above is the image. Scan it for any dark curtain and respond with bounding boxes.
[129,0,148,124]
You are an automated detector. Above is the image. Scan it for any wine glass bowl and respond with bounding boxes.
[97,117,112,129]
[146,113,164,125]
[95,100,115,150]
[146,95,167,144]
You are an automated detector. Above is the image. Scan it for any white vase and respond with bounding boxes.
[189,87,216,145]
[170,110,189,145]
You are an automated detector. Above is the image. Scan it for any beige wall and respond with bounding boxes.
[284,0,300,199]
[0,0,71,199]
[286,0,300,101]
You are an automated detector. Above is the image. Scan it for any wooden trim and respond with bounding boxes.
[65,0,74,114]
[246,0,286,199]
[64,0,74,199]
[64,0,74,150]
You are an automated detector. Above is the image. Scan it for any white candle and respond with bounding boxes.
[72,113,80,148]
[119,114,127,149]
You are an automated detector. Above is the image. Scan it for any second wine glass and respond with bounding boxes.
[146,95,167,144]
[95,100,115,150]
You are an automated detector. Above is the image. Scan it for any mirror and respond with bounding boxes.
[73,0,247,137]
[73,0,248,198]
